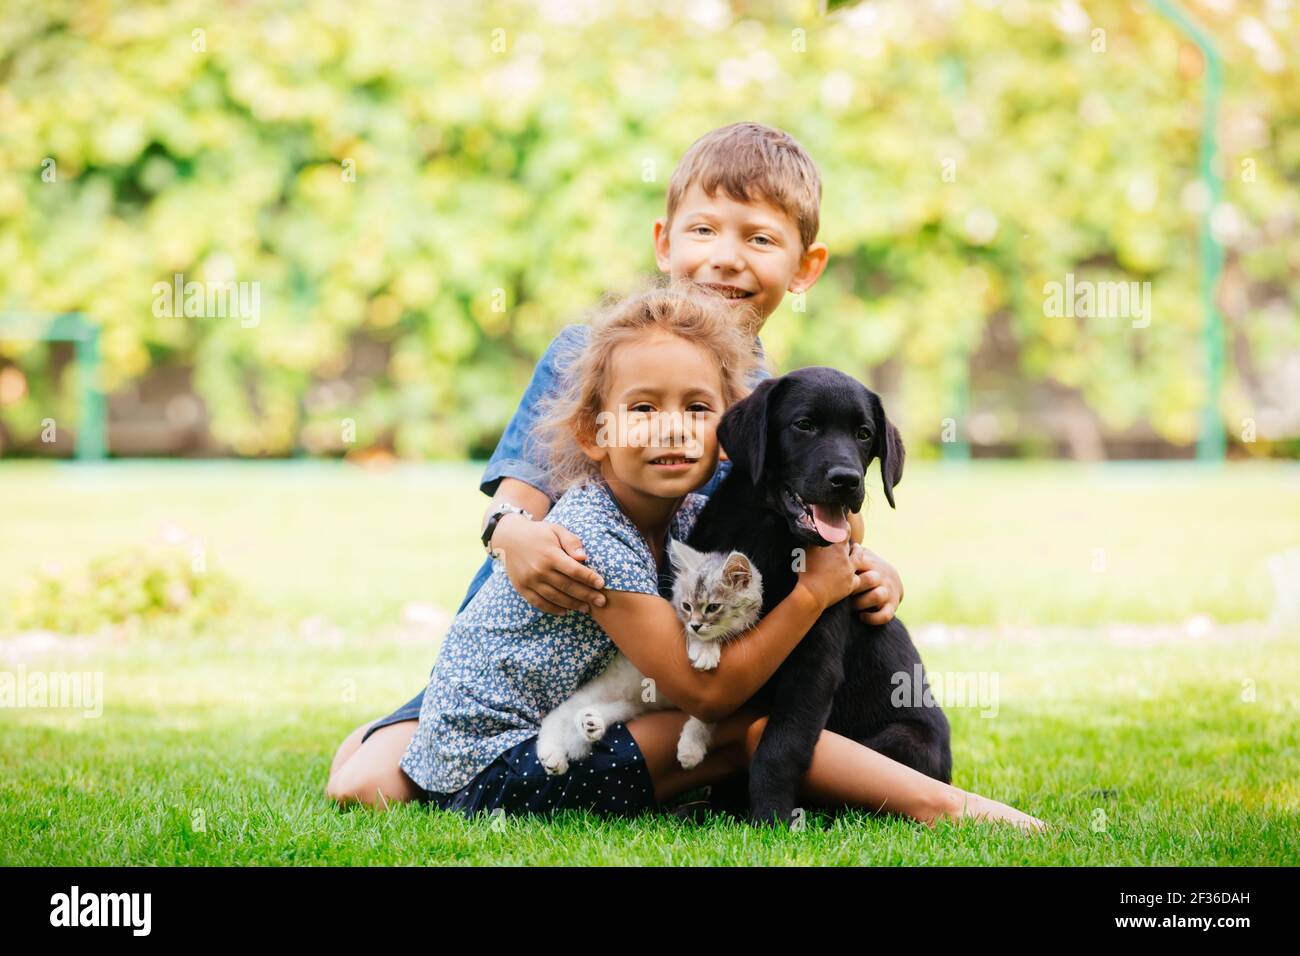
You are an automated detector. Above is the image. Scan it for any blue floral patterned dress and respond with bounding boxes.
[398,478,707,816]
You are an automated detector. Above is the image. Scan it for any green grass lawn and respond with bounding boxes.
[1,460,1297,865]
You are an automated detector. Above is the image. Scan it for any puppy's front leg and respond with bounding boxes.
[748,625,845,826]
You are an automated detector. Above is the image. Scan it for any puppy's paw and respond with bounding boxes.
[749,803,796,828]
[577,708,606,742]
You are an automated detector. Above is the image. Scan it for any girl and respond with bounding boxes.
[329,285,1044,830]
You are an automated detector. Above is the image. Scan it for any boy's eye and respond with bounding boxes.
[690,225,714,236]
[705,604,720,614]
[751,235,774,246]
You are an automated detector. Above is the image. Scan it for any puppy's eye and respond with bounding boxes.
[857,426,872,442]
[705,604,720,614]
[793,418,814,432]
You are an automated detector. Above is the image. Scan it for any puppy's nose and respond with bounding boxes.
[827,467,862,490]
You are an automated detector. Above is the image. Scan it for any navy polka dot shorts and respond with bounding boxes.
[417,722,658,819]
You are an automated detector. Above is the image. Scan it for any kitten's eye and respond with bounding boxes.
[857,426,872,442]
[681,602,691,612]
[793,418,814,432]
[705,604,720,614]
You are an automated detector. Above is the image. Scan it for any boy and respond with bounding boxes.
[328,122,906,806]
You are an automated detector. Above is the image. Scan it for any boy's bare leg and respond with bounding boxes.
[326,719,422,808]
[626,710,1045,831]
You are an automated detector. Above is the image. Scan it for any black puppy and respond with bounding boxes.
[687,367,951,826]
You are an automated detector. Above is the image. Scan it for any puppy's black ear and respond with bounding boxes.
[718,377,783,485]
[871,396,904,508]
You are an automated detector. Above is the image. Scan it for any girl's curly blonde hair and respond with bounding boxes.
[535,282,768,498]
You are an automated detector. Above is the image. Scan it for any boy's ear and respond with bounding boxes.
[653,218,672,274]
[718,377,785,484]
[789,241,829,294]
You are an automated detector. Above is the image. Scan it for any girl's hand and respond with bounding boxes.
[492,513,606,615]
[796,540,868,611]
[849,547,904,625]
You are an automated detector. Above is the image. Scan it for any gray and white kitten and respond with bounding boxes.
[536,539,763,775]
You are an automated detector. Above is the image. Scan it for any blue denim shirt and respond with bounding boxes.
[458,323,770,613]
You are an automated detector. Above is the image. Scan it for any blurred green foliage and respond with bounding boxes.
[0,0,1296,458]
[11,541,238,634]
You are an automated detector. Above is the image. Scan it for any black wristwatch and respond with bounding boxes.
[481,503,533,555]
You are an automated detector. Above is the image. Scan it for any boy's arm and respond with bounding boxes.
[847,510,905,625]
[478,324,584,503]
[478,326,605,615]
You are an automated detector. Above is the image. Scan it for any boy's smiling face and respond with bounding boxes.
[654,183,828,330]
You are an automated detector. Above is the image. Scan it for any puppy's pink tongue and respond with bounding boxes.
[810,504,849,543]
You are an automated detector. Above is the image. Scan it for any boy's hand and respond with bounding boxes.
[849,544,904,625]
[492,513,606,615]
[797,541,869,612]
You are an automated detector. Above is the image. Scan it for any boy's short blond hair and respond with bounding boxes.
[664,122,822,250]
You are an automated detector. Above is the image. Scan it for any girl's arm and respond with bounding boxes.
[590,543,864,722]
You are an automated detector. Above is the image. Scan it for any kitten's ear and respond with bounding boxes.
[668,538,703,576]
[721,551,754,589]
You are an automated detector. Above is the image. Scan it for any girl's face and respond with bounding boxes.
[582,331,726,498]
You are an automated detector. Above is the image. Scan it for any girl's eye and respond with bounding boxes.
[687,403,712,413]
[705,604,720,614]
[630,403,654,413]
[857,426,872,442]
[794,418,815,432]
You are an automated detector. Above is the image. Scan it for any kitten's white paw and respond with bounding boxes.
[677,737,707,769]
[577,708,606,742]
[536,741,569,776]
[690,641,722,671]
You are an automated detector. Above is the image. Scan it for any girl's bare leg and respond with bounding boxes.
[626,710,1045,831]
[624,708,760,802]
[741,717,1046,830]
[326,719,422,808]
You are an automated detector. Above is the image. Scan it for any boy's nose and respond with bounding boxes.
[709,238,745,272]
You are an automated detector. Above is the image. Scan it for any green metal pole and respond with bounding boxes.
[0,312,107,460]
[75,327,106,460]
[1150,0,1226,461]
